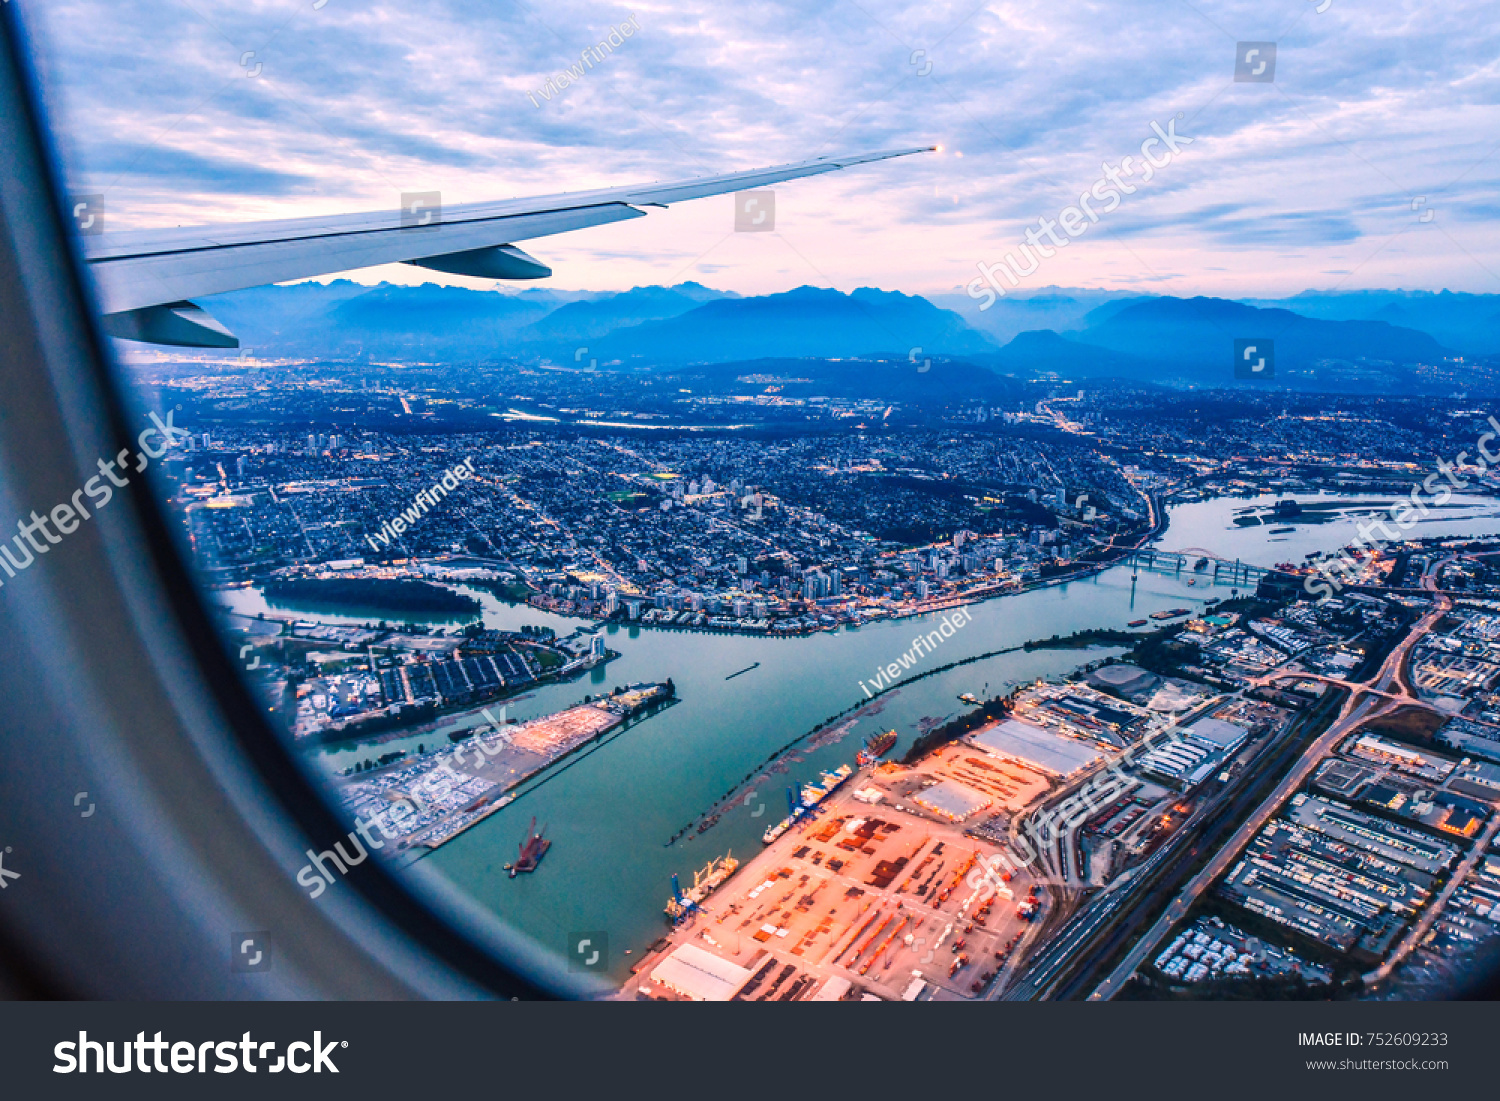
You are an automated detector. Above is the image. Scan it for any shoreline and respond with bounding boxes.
[660,629,1136,848]
[353,688,680,862]
[291,645,621,755]
[520,555,1141,643]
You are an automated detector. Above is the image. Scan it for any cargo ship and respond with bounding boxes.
[665,852,739,920]
[1149,608,1191,621]
[762,764,854,844]
[801,763,853,806]
[857,730,898,767]
[506,817,550,878]
[1128,619,1148,627]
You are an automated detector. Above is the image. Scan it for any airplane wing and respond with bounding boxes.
[79,145,934,347]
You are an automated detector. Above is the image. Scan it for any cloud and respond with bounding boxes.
[18,0,1500,296]
[80,139,316,194]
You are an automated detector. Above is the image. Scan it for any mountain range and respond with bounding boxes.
[192,280,1500,393]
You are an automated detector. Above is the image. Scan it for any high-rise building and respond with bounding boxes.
[590,634,606,658]
[916,579,930,600]
[235,455,247,480]
[801,569,834,601]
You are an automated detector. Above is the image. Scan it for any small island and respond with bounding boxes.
[263,577,481,617]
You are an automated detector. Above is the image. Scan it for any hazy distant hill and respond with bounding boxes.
[1240,290,1500,356]
[517,282,734,346]
[203,281,593,358]
[1070,296,1450,379]
[929,287,1138,344]
[977,328,1156,380]
[591,286,997,365]
[199,279,373,351]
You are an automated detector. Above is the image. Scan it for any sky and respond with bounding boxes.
[22,0,1500,300]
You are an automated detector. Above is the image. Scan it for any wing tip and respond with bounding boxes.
[815,144,939,164]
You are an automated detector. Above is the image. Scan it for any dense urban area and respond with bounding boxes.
[133,348,1500,1001]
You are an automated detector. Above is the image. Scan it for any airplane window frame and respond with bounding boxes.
[0,3,580,1002]
[6,0,1500,1007]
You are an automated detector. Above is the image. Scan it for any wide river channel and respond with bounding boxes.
[216,491,1500,979]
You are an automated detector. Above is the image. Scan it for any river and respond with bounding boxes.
[212,491,1500,979]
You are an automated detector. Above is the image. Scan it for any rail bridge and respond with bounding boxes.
[1127,547,1273,586]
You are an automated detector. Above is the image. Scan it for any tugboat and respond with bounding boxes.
[857,729,898,767]
[506,817,551,878]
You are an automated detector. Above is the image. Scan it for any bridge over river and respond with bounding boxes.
[1127,547,1274,586]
